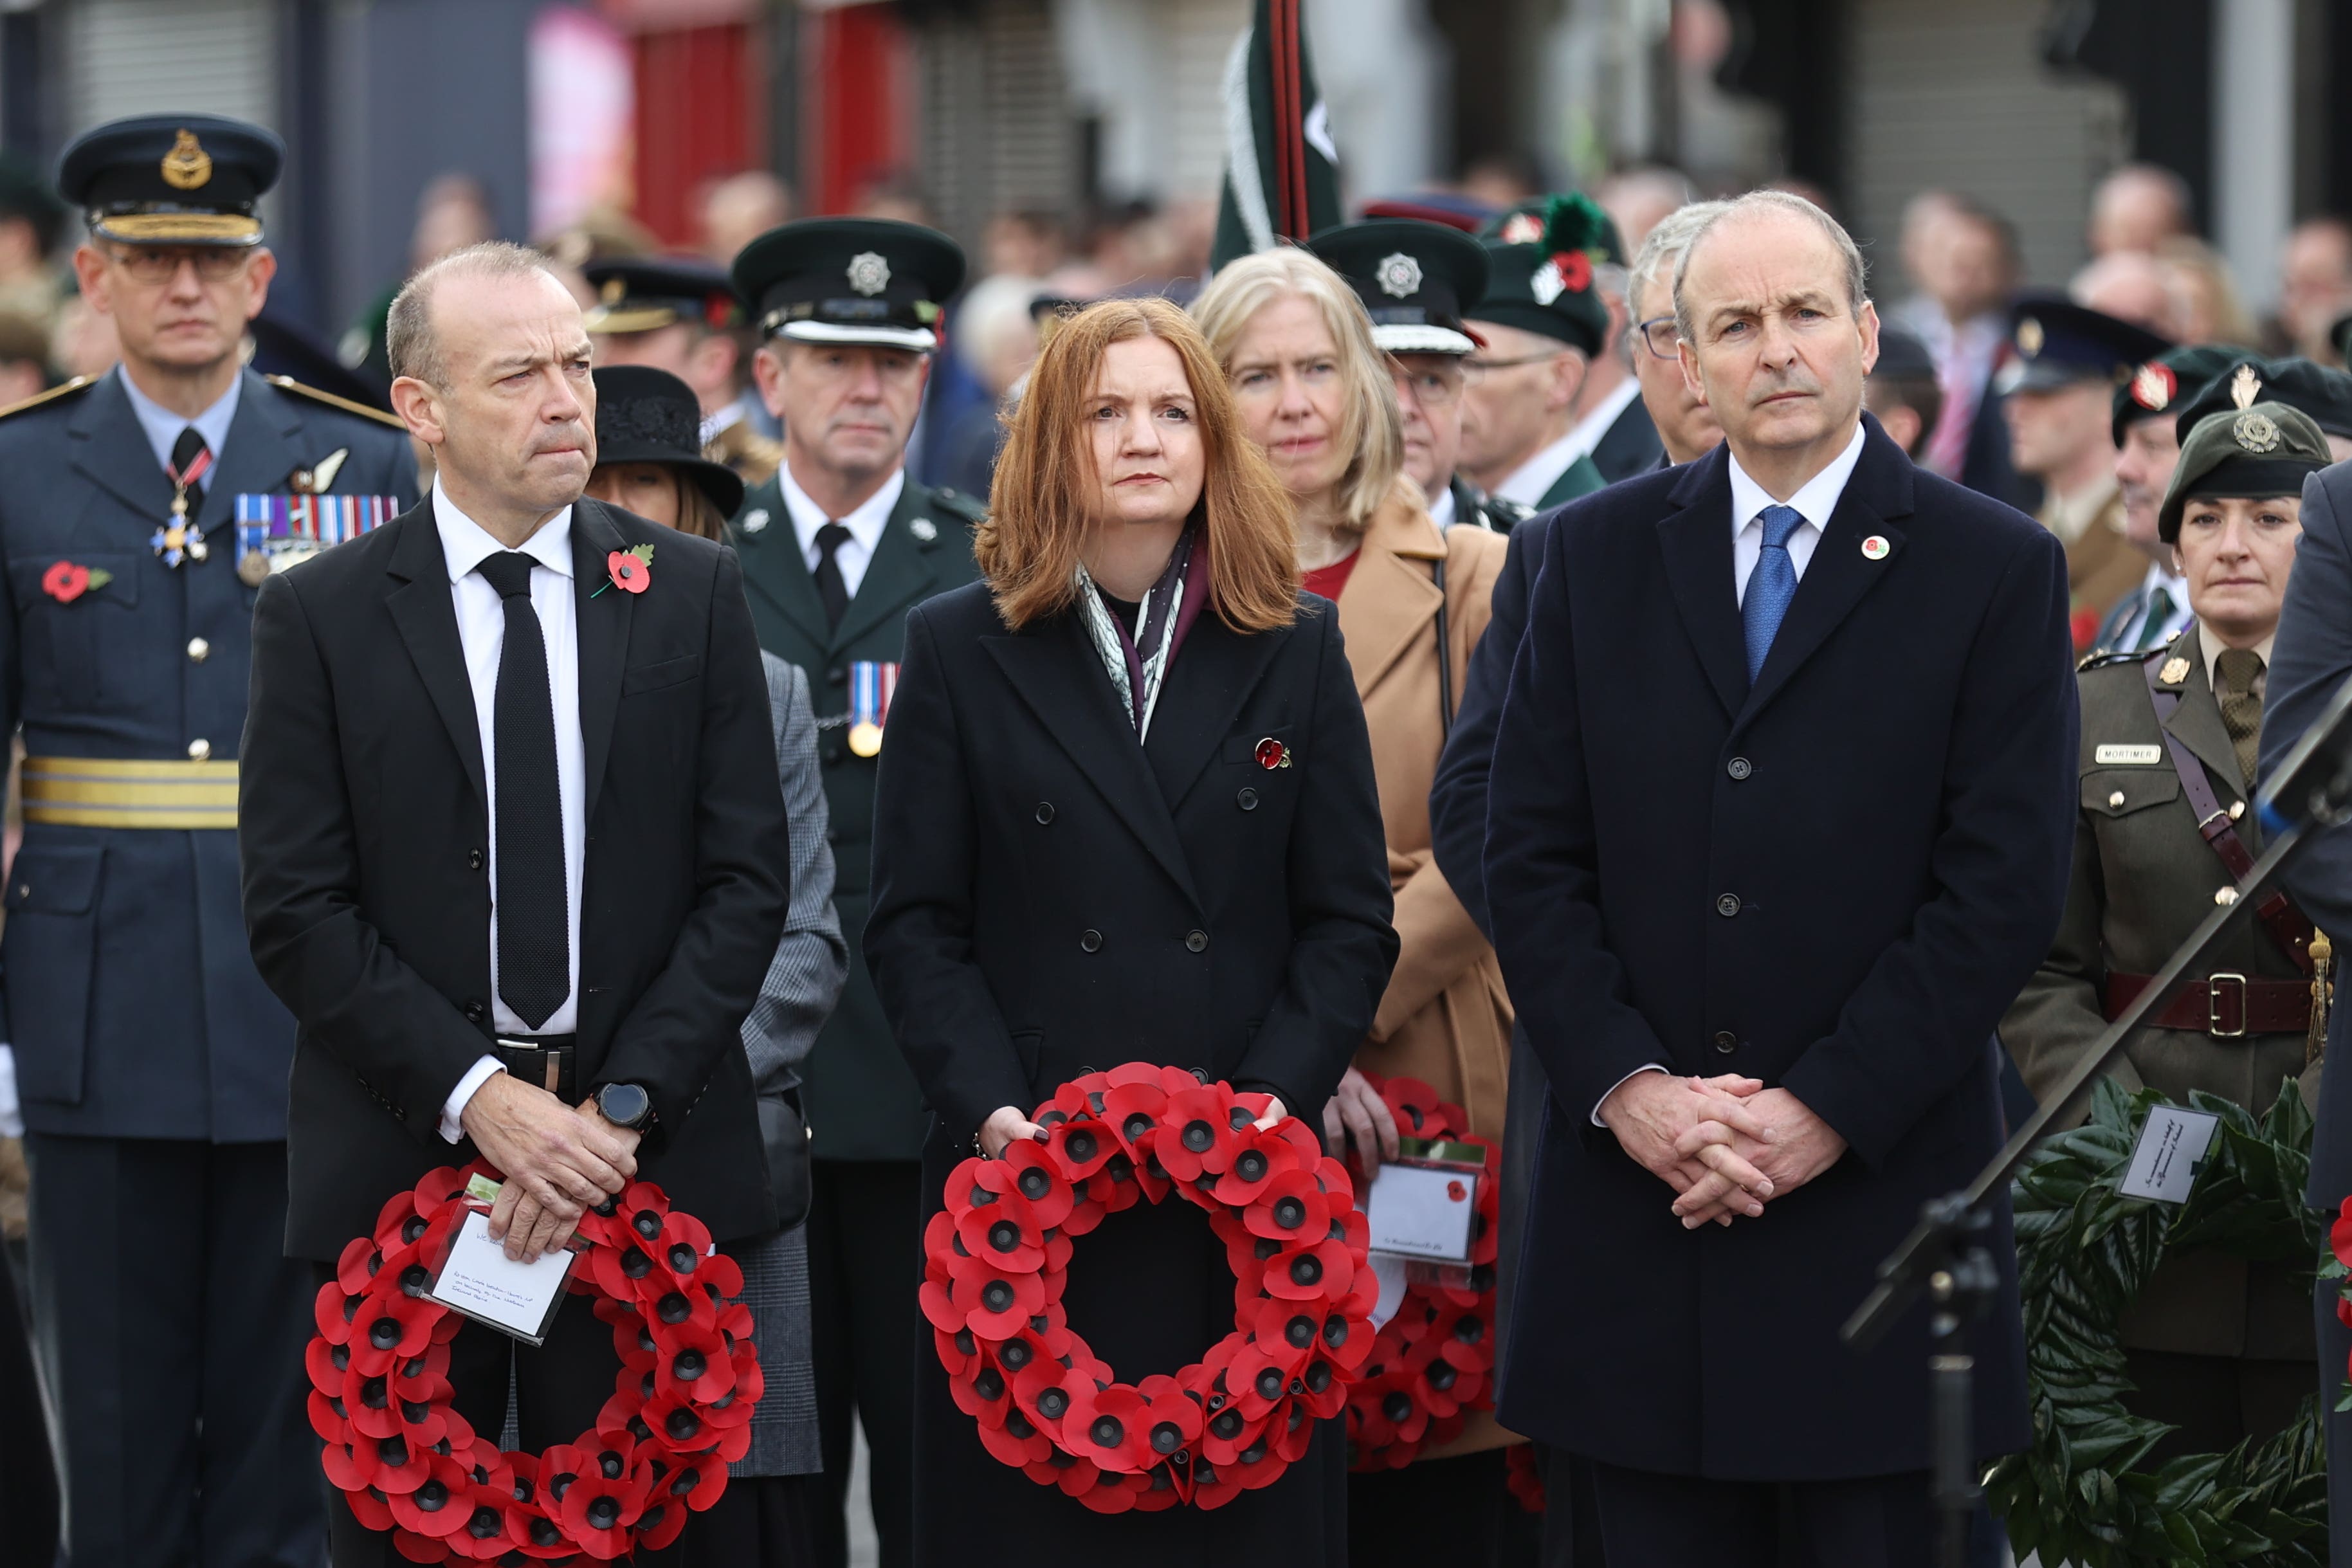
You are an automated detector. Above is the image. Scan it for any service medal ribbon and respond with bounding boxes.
[233,493,401,583]
[846,661,898,758]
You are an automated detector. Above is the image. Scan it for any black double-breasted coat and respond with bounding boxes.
[864,579,1398,1566]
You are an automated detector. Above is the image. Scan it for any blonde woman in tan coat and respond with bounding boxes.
[1196,242,1518,1560]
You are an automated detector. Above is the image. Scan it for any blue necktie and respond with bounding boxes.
[1742,504,1803,684]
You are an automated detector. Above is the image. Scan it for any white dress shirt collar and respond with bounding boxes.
[1726,420,1868,605]
[1560,374,1643,464]
[118,365,241,476]
[433,477,574,583]
[778,460,904,601]
[1494,426,1587,509]
[1427,483,1457,529]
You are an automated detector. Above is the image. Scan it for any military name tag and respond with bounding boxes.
[2094,744,2165,765]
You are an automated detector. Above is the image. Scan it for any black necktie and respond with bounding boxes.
[476,551,569,1030]
[169,425,209,518]
[814,522,852,631]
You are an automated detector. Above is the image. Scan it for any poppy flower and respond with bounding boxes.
[652,1445,728,1511]
[977,1403,1056,1468]
[1100,1082,1172,1162]
[936,1326,983,1378]
[1044,1116,1117,1181]
[637,1387,724,1455]
[1263,1234,1356,1304]
[1024,1448,1100,1497]
[994,1142,1077,1230]
[955,1203,1045,1273]
[605,546,653,595]
[1154,1086,1239,1182]
[948,1258,1046,1338]
[1012,1354,1082,1432]
[1209,1126,1304,1205]
[41,560,113,603]
[347,1287,441,1376]
[1244,1169,1335,1245]
[1073,1467,1145,1515]
[2333,1196,2352,1269]
[387,1447,478,1538]
[632,1495,690,1552]
[554,1445,653,1558]
[949,1359,1016,1427]
[1134,1460,1189,1511]
[651,1321,734,1404]
[1062,1381,1153,1473]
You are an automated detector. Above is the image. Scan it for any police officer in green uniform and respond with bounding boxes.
[1306,217,1531,536]
[727,217,982,1568]
[2002,383,2332,1460]
[1,114,417,1568]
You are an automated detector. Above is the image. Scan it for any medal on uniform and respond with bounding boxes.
[151,442,217,567]
[235,490,403,580]
[846,661,897,757]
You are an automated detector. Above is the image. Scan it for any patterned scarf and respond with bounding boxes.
[1075,523,1200,739]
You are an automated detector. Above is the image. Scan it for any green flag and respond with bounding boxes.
[1210,0,1342,273]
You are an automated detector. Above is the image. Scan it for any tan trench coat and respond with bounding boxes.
[1327,488,1518,1458]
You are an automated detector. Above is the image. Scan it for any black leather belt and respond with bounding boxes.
[495,1034,578,1099]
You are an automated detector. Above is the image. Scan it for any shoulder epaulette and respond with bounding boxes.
[2076,646,2164,674]
[929,486,987,525]
[0,374,95,421]
[264,374,407,431]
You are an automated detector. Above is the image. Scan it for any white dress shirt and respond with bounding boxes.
[1428,484,1457,529]
[1493,426,1587,509]
[1560,375,1643,466]
[778,461,904,601]
[433,478,590,1140]
[1593,419,1868,1126]
[119,366,241,473]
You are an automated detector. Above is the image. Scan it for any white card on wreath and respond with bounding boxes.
[426,1209,575,1343]
[1363,1162,1478,1262]
[2117,1105,2223,1205]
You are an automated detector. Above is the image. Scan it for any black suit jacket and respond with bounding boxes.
[1586,388,1665,484]
[240,495,790,1259]
[1484,417,2075,1479]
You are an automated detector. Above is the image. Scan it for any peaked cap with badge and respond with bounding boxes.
[8,108,417,1568]
[1306,217,1490,355]
[2159,383,2330,543]
[2110,343,2239,448]
[2170,354,2352,444]
[2007,294,2174,394]
[1468,192,1621,356]
[583,252,742,336]
[57,113,282,248]
[731,216,966,352]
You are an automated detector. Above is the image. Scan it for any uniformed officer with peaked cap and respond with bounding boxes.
[727,216,981,1568]
[2004,392,2331,1460]
[2088,343,2240,657]
[584,251,783,488]
[1307,217,1530,536]
[2,113,416,1568]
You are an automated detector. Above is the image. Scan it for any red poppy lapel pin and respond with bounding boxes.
[41,561,112,603]
[1255,738,1291,770]
[594,543,654,598]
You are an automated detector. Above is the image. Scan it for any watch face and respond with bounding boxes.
[601,1082,650,1127]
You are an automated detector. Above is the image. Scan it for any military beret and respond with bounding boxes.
[2171,356,2352,444]
[583,254,740,336]
[730,217,966,351]
[2110,343,2239,448]
[2006,295,2172,394]
[2158,397,2329,543]
[1467,194,1621,355]
[57,113,282,248]
[1306,218,1490,356]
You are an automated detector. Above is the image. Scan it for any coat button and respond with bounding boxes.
[1035,802,1055,825]
[1237,787,1259,810]
[1715,893,1741,918]
[187,637,210,663]
[2108,790,2126,808]
[828,666,848,686]
[1712,1031,1738,1053]
[1726,756,1752,780]
[187,738,212,761]
[1080,929,1102,953]
[463,1000,486,1023]
[1185,929,1209,953]
[468,848,484,871]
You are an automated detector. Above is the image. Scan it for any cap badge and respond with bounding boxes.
[2131,361,2175,410]
[2231,363,2263,409]
[1497,212,1544,244]
[738,507,770,534]
[1374,253,1422,300]
[2159,655,2191,686]
[909,516,938,543]
[2232,410,2282,454]
[160,129,212,192]
[2015,317,2043,358]
[846,251,891,297]
[600,277,626,304]
[1529,259,1565,307]
[1860,534,1890,560]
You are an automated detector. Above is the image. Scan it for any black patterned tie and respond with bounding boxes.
[814,522,852,631]
[476,551,569,1029]
[169,425,208,516]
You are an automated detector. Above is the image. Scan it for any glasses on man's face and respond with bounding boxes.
[109,246,251,286]
[1637,316,1682,361]
[1389,363,1464,408]
[1460,350,1564,383]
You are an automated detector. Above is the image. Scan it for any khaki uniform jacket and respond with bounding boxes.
[1327,488,1518,1459]
[2048,486,2146,624]
[2001,626,2320,1361]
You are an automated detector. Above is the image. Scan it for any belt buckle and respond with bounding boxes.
[2207,972,2248,1038]
[496,1037,564,1093]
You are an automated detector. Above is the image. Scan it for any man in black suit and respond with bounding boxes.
[239,241,789,1565]
[2260,453,2352,1566]
[1482,191,2077,1561]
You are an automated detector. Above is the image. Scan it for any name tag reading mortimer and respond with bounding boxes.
[2118,1104,2223,1205]
[2095,744,2165,765]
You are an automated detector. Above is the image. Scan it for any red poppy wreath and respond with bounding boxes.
[1338,1071,1501,1472]
[306,1161,758,1562]
[923,1064,1377,1511]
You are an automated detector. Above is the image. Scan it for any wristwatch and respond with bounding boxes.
[594,1081,655,1131]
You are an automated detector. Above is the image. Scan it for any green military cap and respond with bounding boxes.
[2110,343,2238,448]
[1305,218,1490,355]
[731,217,965,351]
[2158,397,2329,543]
[2171,356,2352,444]
[1467,193,1621,356]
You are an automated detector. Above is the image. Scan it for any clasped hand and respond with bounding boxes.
[460,1073,642,1261]
[1596,1071,1846,1230]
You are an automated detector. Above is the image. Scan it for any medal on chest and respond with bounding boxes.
[846,661,898,757]
[234,473,400,584]
[152,444,216,567]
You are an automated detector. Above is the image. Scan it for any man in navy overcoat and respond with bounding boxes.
[1483,190,2078,1561]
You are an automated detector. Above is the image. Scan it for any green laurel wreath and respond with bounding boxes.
[1985,1077,2327,1567]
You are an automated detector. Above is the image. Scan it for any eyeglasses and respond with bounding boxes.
[107,246,251,285]
[1460,351,1565,382]
[1389,363,1463,408]
[1637,316,1682,361]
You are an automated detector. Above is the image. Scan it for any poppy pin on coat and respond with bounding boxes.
[1861,535,1890,561]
